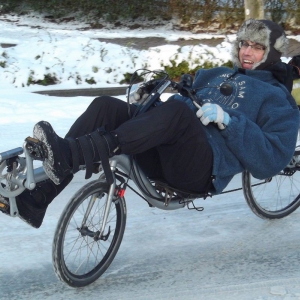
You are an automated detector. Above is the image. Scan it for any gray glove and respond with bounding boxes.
[195,102,231,130]
[127,83,149,104]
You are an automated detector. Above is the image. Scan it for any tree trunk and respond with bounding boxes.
[244,0,265,19]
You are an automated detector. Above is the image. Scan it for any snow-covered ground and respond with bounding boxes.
[0,13,298,91]
[0,14,300,300]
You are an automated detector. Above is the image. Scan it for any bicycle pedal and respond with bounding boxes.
[25,136,48,161]
[0,198,9,214]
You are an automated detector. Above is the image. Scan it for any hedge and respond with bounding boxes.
[0,0,298,28]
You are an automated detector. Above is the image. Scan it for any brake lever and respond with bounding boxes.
[179,85,225,130]
[138,80,172,114]
[192,100,226,130]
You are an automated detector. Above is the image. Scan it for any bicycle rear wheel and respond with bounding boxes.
[52,180,126,287]
[242,154,300,219]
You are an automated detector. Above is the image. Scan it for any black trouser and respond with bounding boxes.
[65,96,213,193]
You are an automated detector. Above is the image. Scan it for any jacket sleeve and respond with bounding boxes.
[221,98,299,179]
[288,55,300,79]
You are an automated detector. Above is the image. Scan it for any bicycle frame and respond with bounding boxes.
[110,154,185,210]
[0,143,48,216]
[88,155,186,240]
[2,72,297,230]
[0,141,185,220]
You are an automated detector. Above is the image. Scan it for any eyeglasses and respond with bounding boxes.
[238,41,266,52]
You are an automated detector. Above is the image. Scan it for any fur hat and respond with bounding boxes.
[232,19,289,70]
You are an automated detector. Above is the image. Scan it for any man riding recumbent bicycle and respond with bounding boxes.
[1,19,300,287]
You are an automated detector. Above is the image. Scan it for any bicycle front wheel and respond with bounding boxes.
[242,169,300,219]
[52,180,126,287]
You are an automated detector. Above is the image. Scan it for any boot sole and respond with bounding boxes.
[33,121,71,185]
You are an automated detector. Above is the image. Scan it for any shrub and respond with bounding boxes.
[120,59,233,84]
[85,77,96,84]
[27,73,58,86]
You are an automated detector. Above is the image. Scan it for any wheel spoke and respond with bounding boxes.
[243,169,300,219]
[52,181,126,287]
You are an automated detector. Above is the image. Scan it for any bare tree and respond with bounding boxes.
[244,0,265,19]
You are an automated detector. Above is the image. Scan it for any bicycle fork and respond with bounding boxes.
[79,160,118,241]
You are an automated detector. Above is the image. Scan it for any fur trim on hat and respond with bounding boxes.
[232,19,289,70]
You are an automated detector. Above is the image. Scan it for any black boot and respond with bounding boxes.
[31,121,120,185]
[0,174,73,228]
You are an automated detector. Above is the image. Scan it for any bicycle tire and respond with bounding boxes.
[242,168,300,219]
[52,180,126,287]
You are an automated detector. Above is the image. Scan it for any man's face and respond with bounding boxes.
[238,40,266,70]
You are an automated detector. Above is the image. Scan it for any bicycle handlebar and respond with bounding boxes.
[130,71,232,131]
[134,75,202,117]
